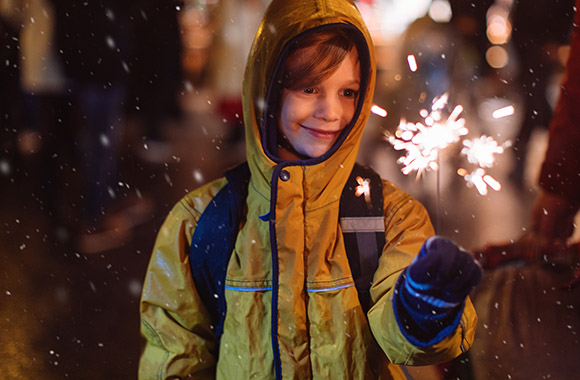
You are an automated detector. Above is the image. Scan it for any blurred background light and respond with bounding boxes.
[486,4,512,45]
[358,0,432,41]
[428,0,453,23]
[486,45,509,68]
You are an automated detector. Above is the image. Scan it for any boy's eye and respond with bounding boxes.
[343,89,359,98]
[303,87,315,94]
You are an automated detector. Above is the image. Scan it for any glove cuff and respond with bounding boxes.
[404,270,462,308]
[393,269,464,348]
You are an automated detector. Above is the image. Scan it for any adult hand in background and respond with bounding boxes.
[531,191,579,248]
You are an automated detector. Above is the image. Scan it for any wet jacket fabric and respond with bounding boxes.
[139,1,477,379]
[539,0,580,200]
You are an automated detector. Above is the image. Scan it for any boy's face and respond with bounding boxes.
[278,47,360,160]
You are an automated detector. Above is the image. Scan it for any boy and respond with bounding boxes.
[139,1,480,379]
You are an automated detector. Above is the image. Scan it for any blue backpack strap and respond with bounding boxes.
[339,163,385,313]
[189,162,250,337]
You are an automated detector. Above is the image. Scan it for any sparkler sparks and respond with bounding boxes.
[457,135,509,195]
[492,105,515,119]
[461,135,504,168]
[407,54,418,72]
[386,93,510,195]
[371,104,388,117]
[457,168,502,196]
[387,93,468,178]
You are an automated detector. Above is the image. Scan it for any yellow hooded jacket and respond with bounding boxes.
[139,0,477,379]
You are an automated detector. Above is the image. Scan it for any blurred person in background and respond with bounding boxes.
[470,5,580,378]
[127,0,183,164]
[210,0,268,145]
[50,0,138,253]
[448,0,495,82]
[0,0,22,169]
[395,11,458,123]
[0,0,75,245]
[530,0,580,281]
[13,0,67,158]
[509,0,575,186]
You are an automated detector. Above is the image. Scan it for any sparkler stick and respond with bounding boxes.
[380,57,512,230]
[386,93,467,231]
[387,94,509,195]
[384,93,511,234]
[436,154,441,232]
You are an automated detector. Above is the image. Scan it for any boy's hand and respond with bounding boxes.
[393,236,482,345]
[406,236,482,306]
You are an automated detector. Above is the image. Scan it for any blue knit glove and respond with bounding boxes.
[407,236,482,306]
[394,236,482,347]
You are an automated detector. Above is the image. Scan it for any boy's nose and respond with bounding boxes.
[314,95,341,122]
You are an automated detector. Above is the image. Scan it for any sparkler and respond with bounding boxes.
[379,55,512,202]
[386,93,510,196]
[387,93,467,179]
[376,56,514,235]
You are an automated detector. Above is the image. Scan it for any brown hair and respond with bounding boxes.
[281,28,357,90]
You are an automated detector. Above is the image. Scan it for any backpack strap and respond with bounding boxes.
[189,162,250,337]
[339,164,386,313]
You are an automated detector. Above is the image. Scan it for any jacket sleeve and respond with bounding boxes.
[138,178,228,380]
[367,180,478,365]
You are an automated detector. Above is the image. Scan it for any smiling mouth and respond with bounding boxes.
[300,125,341,139]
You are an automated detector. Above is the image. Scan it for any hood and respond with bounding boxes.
[242,0,376,197]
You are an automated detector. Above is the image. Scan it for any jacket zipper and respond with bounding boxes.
[269,164,288,380]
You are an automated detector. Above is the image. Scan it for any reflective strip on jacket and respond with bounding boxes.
[139,0,478,379]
